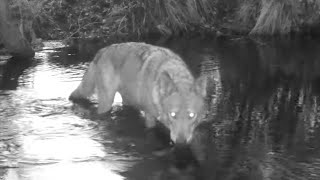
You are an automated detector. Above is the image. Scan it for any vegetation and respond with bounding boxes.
[237,0,320,35]
[2,0,320,42]
[0,0,34,58]
[33,0,220,39]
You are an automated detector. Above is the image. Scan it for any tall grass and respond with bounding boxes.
[10,0,320,38]
[237,0,260,29]
[107,0,217,36]
[249,0,299,35]
[135,0,216,35]
[151,0,320,36]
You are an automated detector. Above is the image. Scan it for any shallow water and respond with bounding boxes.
[1,37,320,180]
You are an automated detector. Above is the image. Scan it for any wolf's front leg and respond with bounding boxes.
[144,113,157,129]
[144,113,172,155]
[144,113,157,145]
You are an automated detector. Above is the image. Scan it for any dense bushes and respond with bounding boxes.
[7,0,320,40]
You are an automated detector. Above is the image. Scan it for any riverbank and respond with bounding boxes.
[1,0,320,58]
[19,0,320,40]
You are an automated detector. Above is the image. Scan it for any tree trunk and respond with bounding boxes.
[0,0,34,59]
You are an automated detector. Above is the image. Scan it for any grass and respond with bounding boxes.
[8,0,320,39]
[237,0,260,29]
[249,0,299,35]
[139,0,216,36]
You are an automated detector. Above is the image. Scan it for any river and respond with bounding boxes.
[1,37,320,180]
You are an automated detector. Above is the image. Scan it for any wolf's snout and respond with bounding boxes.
[176,134,187,144]
[171,131,193,144]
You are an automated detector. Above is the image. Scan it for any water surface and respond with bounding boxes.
[1,38,320,180]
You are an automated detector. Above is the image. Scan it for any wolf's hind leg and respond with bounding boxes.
[96,67,119,114]
[69,63,96,101]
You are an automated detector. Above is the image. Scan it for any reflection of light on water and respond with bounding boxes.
[3,169,19,180]
[200,55,222,117]
[34,51,50,60]
[28,162,125,180]
[22,135,105,161]
[8,43,130,180]
[31,67,78,98]
[17,117,101,161]
[42,41,67,50]
[5,162,124,180]
[19,54,83,99]
[23,50,124,103]
[14,116,128,180]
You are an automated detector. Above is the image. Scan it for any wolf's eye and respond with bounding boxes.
[188,112,196,119]
[169,112,176,118]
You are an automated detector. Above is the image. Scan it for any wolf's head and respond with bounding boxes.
[157,72,207,145]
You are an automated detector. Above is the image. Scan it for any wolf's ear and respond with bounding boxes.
[158,72,177,96]
[195,75,207,97]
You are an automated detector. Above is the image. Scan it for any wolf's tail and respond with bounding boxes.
[69,62,96,101]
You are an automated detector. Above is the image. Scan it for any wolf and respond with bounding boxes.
[69,42,207,144]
